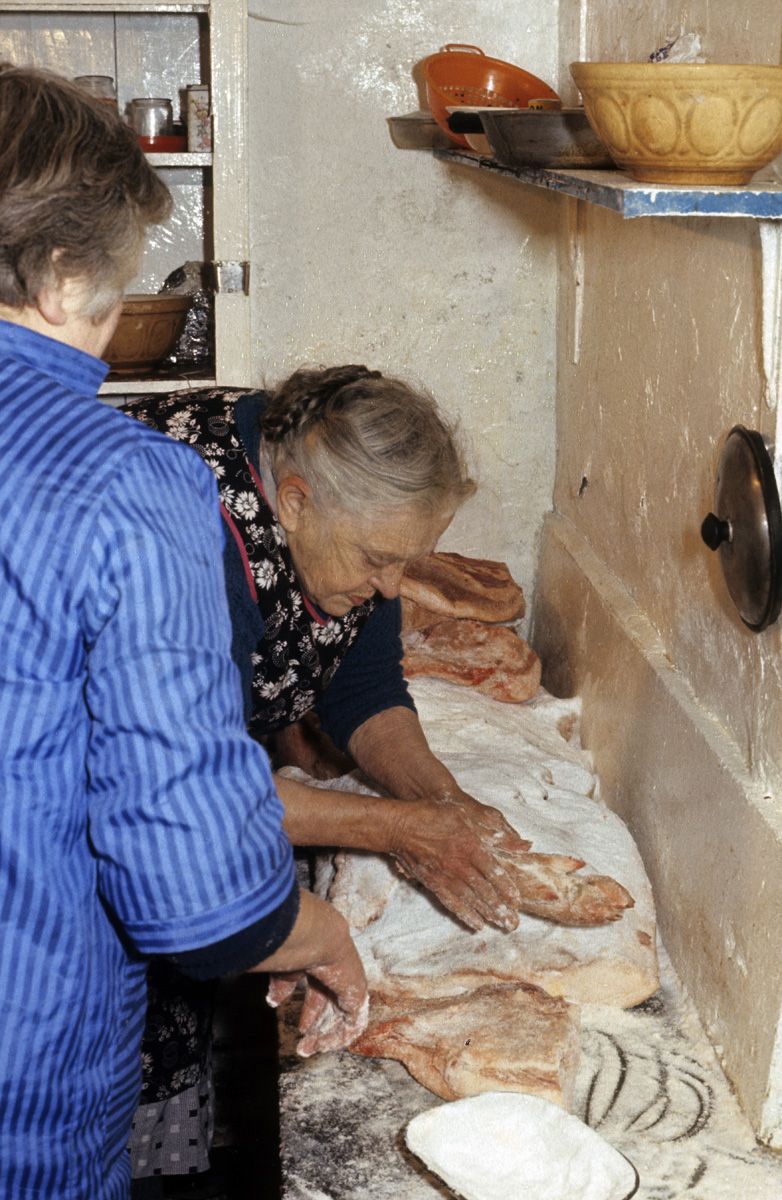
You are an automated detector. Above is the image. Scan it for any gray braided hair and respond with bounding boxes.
[261,365,476,516]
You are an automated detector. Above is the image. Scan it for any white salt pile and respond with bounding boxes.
[405,1092,638,1200]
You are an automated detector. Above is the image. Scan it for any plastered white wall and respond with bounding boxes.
[246,0,562,610]
[554,205,782,787]
[536,0,782,1143]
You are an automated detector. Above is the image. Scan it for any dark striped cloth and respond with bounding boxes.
[0,321,295,1199]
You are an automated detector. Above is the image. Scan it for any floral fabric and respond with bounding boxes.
[123,387,377,1177]
[125,388,376,738]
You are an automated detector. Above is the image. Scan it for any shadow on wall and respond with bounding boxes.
[530,582,577,698]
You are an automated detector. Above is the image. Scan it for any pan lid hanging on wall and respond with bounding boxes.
[701,425,782,632]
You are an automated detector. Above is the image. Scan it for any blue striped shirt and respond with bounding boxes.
[0,321,296,1198]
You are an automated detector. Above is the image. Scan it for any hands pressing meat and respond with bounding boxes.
[388,788,633,933]
[388,789,532,933]
[268,973,370,1058]
[257,890,369,1056]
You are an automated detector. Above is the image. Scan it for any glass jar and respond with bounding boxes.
[127,97,174,139]
[73,75,118,109]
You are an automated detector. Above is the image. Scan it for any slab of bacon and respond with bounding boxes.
[402,618,541,703]
[352,981,581,1108]
[400,551,526,623]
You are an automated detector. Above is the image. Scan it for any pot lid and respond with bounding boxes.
[701,425,782,631]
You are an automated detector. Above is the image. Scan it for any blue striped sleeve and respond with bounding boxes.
[82,438,296,954]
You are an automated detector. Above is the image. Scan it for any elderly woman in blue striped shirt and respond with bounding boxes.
[0,63,367,1200]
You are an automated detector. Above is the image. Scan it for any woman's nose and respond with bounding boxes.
[370,563,405,599]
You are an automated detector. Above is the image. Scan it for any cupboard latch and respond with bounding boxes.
[213,261,250,295]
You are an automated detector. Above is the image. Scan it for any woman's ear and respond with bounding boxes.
[276,475,311,533]
[35,250,72,327]
[35,280,69,328]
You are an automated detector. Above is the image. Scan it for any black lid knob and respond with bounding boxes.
[701,512,731,551]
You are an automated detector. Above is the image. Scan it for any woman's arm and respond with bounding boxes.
[275,705,534,934]
[348,705,496,809]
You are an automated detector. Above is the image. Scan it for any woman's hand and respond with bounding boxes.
[387,790,532,933]
[255,890,369,1056]
[447,787,533,854]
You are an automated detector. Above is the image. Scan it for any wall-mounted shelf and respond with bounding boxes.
[146,151,211,167]
[101,375,214,395]
[0,2,208,10]
[433,149,782,220]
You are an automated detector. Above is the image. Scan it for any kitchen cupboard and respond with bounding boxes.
[0,0,251,393]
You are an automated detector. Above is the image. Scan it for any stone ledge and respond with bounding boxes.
[532,511,782,1144]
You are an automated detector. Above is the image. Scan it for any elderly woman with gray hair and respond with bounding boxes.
[125,366,532,1192]
[0,62,369,1200]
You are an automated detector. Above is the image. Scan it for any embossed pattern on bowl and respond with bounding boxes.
[570,62,782,185]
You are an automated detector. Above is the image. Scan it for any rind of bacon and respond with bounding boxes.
[401,551,526,623]
[402,619,541,704]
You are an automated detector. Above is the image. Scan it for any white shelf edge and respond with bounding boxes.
[432,149,782,220]
[6,2,209,11]
[100,375,215,394]
[146,151,211,167]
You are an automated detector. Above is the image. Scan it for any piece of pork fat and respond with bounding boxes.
[400,551,526,623]
[351,980,581,1108]
[497,851,635,926]
[402,619,542,704]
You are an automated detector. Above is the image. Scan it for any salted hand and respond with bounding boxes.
[390,792,533,933]
[296,985,370,1057]
[262,891,368,1055]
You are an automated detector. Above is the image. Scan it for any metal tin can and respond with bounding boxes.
[186,84,212,152]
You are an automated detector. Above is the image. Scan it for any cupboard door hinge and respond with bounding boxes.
[213,261,250,295]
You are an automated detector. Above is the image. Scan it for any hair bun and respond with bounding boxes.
[261,364,380,443]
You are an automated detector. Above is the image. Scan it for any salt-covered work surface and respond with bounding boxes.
[278,681,782,1196]
[280,945,782,1198]
[312,679,658,1010]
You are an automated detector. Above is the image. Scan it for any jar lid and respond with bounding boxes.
[701,425,782,631]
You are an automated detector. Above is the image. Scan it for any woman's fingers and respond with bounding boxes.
[395,848,520,933]
[266,972,302,1008]
[297,979,331,1032]
[296,988,370,1057]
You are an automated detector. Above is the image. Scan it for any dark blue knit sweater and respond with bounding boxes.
[227,392,415,752]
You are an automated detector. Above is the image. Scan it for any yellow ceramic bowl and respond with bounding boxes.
[570,61,782,185]
[104,294,191,375]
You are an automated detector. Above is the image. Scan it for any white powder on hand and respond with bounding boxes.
[406,1092,637,1200]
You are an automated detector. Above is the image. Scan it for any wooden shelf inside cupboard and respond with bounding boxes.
[146,151,211,167]
[0,2,209,12]
[433,149,782,219]
[100,374,215,395]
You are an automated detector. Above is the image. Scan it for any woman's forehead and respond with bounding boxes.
[332,504,453,559]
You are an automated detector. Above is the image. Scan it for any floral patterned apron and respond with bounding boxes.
[126,387,376,740]
[124,386,376,1178]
